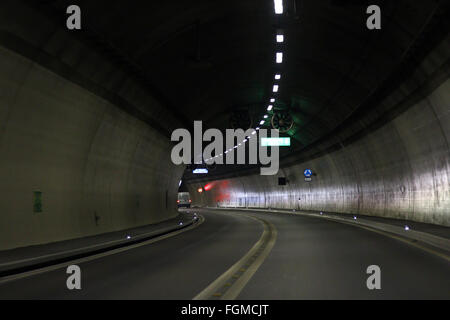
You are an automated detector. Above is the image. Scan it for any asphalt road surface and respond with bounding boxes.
[0,209,448,299]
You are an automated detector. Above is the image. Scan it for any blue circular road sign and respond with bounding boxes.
[304,169,312,177]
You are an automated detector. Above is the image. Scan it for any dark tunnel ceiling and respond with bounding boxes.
[29,0,449,181]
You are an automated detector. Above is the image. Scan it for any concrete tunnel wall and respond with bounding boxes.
[0,1,190,251]
[188,78,450,227]
[0,45,183,251]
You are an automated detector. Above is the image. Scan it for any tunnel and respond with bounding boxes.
[0,0,449,303]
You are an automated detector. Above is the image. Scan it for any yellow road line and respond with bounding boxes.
[193,213,277,300]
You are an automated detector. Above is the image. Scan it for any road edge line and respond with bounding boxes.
[0,215,205,284]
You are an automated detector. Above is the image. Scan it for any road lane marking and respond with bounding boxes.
[341,222,450,262]
[300,213,450,262]
[0,217,196,268]
[0,215,205,285]
[193,214,277,300]
[211,207,450,262]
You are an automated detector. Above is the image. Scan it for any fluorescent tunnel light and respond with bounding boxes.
[274,0,283,14]
[276,52,283,63]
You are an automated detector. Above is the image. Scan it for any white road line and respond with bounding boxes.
[212,207,450,262]
[0,216,204,285]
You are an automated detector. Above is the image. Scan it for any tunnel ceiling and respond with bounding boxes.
[26,0,449,181]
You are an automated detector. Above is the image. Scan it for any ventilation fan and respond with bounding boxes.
[271,111,294,133]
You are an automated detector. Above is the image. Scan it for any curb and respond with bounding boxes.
[207,207,450,254]
[0,214,198,277]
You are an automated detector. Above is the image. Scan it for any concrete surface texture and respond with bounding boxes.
[0,2,191,251]
[0,0,448,255]
[188,79,450,227]
[0,45,183,250]
[0,212,196,274]
[0,209,448,299]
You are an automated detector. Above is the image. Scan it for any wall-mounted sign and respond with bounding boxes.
[304,169,312,177]
[193,168,208,174]
[261,137,291,147]
[33,191,42,213]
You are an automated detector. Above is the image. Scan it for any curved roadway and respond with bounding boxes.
[0,209,448,299]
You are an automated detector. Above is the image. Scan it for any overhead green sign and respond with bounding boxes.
[260,137,291,147]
